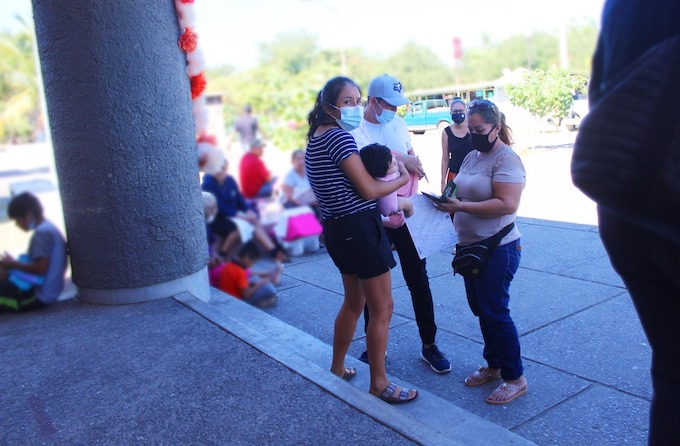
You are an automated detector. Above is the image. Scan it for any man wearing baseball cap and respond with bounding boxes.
[367,74,412,107]
[351,74,451,374]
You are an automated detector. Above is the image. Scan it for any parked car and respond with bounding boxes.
[403,99,452,134]
[562,93,589,131]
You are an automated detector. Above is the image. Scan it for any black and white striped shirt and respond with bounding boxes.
[305,127,376,219]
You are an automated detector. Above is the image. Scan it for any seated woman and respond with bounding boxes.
[202,191,237,286]
[202,158,288,262]
[279,149,321,221]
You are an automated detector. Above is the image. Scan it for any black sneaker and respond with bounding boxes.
[421,344,451,374]
[358,350,387,365]
[358,350,369,364]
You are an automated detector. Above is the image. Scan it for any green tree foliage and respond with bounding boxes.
[0,15,597,148]
[0,17,38,143]
[458,21,597,84]
[383,42,456,91]
[506,67,587,122]
[257,30,318,76]
[208,31,342,151]
[461,32,560,83]
[566,19,600,75]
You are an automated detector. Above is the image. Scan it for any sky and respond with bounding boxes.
[2,0,606,70]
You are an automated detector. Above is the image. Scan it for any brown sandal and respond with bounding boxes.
[464,367,501,386]
[485,380,528,405]
[331,367,356,381]
[376,382,419,404]
[340,367,356,381]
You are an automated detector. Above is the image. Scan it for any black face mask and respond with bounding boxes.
[471,127,498,152]
[451,112,466,124]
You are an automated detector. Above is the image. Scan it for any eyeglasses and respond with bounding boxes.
[468,99,499,118]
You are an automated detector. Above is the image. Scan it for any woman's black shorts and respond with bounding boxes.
[323,208,396,279]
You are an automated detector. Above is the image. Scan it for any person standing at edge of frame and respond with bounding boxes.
[574,1,680,443]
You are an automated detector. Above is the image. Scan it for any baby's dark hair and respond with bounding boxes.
[360,143,392,178]
[8,192,43,219]
[238,240,262,260]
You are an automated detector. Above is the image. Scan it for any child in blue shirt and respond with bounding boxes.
[0,192,67,312]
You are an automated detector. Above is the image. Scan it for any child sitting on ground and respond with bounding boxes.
[217,241,283,308]
[360,143,414,218]
[0,192,67,312]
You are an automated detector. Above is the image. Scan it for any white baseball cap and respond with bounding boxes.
[367,74,410,107]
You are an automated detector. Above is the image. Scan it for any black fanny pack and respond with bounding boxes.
[452,223,514,277]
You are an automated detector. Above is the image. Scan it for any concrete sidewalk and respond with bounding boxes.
[257,215,650,445]
[1,297,420,445]
[1,143,651,445]
[1,213,650,445]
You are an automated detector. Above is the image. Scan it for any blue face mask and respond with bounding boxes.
[374,100,396,124]
[330,104,363,131]
[451,112,466,124]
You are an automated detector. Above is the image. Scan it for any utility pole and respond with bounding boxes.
[559,21,569,70]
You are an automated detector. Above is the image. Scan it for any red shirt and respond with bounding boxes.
[239,153,270,198]
[218,261,249,299]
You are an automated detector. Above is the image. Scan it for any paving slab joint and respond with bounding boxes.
[175,291,537,446]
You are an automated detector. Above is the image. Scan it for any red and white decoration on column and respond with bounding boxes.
[175,0,223,174]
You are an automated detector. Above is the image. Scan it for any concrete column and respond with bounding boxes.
[31,0,210,304]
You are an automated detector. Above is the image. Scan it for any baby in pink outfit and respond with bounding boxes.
[360,143,414,218]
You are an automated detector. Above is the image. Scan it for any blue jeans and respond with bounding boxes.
[463,239,523,380]
[255,181,274,198]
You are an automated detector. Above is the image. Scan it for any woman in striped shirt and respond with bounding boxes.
[305,76,418,404]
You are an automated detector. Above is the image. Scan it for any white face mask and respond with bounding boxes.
[331,104,363,131]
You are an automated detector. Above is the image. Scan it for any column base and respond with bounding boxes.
[77,267,210,305]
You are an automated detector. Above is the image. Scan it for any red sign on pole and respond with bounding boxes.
[453,37,463,60]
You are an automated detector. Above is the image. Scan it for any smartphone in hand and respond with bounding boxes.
[442,179,458,199]
[422,191,447,203]
[421,180,457,204]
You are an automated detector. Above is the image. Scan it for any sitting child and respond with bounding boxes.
[0,192,67,312]
[217,241,283,308]
[360,143,414,218]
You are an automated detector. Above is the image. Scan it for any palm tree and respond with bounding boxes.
[0,15,39,144]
